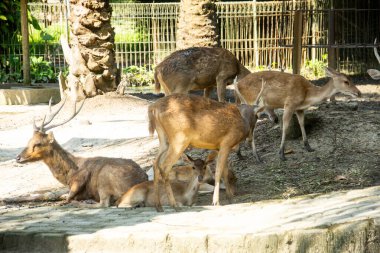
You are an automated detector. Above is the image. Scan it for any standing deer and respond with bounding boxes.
[235,67,361,160]
[147,91,264,212]
[154,47,251,102]
[367,38,380,80]
[15,98,148,207]
[117,153,211,208]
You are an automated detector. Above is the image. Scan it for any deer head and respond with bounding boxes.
[325,67,361,97]
[367,38,380,80]
[181,151,217,183]
[16,97,85,164]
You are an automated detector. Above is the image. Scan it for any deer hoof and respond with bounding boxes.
[155,205,164,212]
[304,143,315,152]
[255,154,263,163]
[279,150,287,161]
[173,206,181,212]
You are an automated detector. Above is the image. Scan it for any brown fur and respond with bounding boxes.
[147,93,262,211]
[16,131,148,207]
[117,154,206,208]
[154,47,250,102]
[235,68,361,160]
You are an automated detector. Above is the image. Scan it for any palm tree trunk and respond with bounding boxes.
[176,0,220,50]
[63,0,117,97]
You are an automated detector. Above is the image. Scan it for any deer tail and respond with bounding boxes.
[148,106,156,136]
[154,70,161,94]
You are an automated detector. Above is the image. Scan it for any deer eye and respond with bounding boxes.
[344,81,349,85]
[33,143,42,150]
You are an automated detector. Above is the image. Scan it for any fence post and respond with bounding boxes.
[292,10,303,74]
[253,0,259,69]
[328,9,336,69]
[21,0,31,85]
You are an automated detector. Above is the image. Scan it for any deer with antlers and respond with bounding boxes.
[16,98,148,207]
[147,85,264,212]
[368,38,380,80]
[235,67,361,161]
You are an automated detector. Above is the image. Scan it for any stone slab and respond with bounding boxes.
[1,186,380,252]
[0,86,60,105]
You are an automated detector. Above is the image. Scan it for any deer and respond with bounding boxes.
[147,87,264,212]
[117,153,211,208]
[234,67,361,161]
[15,98,148,207]
[367,38,380,80]
[154,47,251,102]
[147,150,237,194]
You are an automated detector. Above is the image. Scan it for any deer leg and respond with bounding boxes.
[213,147,230,206]
[250,126,262,163]
[153,131,169,212]
[67,180,85,202]
[98,191,111,207]
[266,108,279,124]
[279,107,294,161]
[154,149,166,212]
[204,86,214,98]
[222,165,234,203]
[236,143,244,160]
[159,142,189,211]
[216,77,227,102]
[295,110,314,152]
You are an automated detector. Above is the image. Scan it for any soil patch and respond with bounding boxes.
[1,79,379,208]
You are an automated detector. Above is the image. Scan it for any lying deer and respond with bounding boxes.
[367,38,380,80]
[147,151,237,194]
[235,67,361,160]
[148,89,264,212]
[15,98,148,207]
[117,153,207,208]
[154,47,250,102]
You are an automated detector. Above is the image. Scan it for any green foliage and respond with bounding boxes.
[122,65,153,87]
[30,56,55,83]
[0,0,20,39]
[303,54,328,78]
[0,55,22,83]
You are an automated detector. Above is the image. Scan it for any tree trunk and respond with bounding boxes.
[20,0,31,85]
[176,0,220,50]
[63,0,118,98]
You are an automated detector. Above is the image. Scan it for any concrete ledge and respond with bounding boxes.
[0,85,60,105]
[1,186,380,252]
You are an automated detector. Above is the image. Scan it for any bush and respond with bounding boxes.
[30,56,55,83]
[303,54,328,79]
[122,65,153,87]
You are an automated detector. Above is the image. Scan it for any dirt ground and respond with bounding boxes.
[0,76,379,208]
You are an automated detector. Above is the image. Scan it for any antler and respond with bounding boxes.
[374,38,380,64]
[33,96,85,133]
[367,38,380,80]
[253,78,266,107]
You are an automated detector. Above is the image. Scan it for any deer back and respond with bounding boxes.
[148,94,249,150]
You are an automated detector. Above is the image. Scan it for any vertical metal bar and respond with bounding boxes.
[292,10,303,74]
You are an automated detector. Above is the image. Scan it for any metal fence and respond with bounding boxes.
[1,0,379,83]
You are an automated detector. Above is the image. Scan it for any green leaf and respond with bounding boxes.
[40,31,54,41]
[0,15,6,21]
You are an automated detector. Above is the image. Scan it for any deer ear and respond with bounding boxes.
[47,132,55,143]
[206,151,218,164]
[182,153,194,163]
[325,67,339,77]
